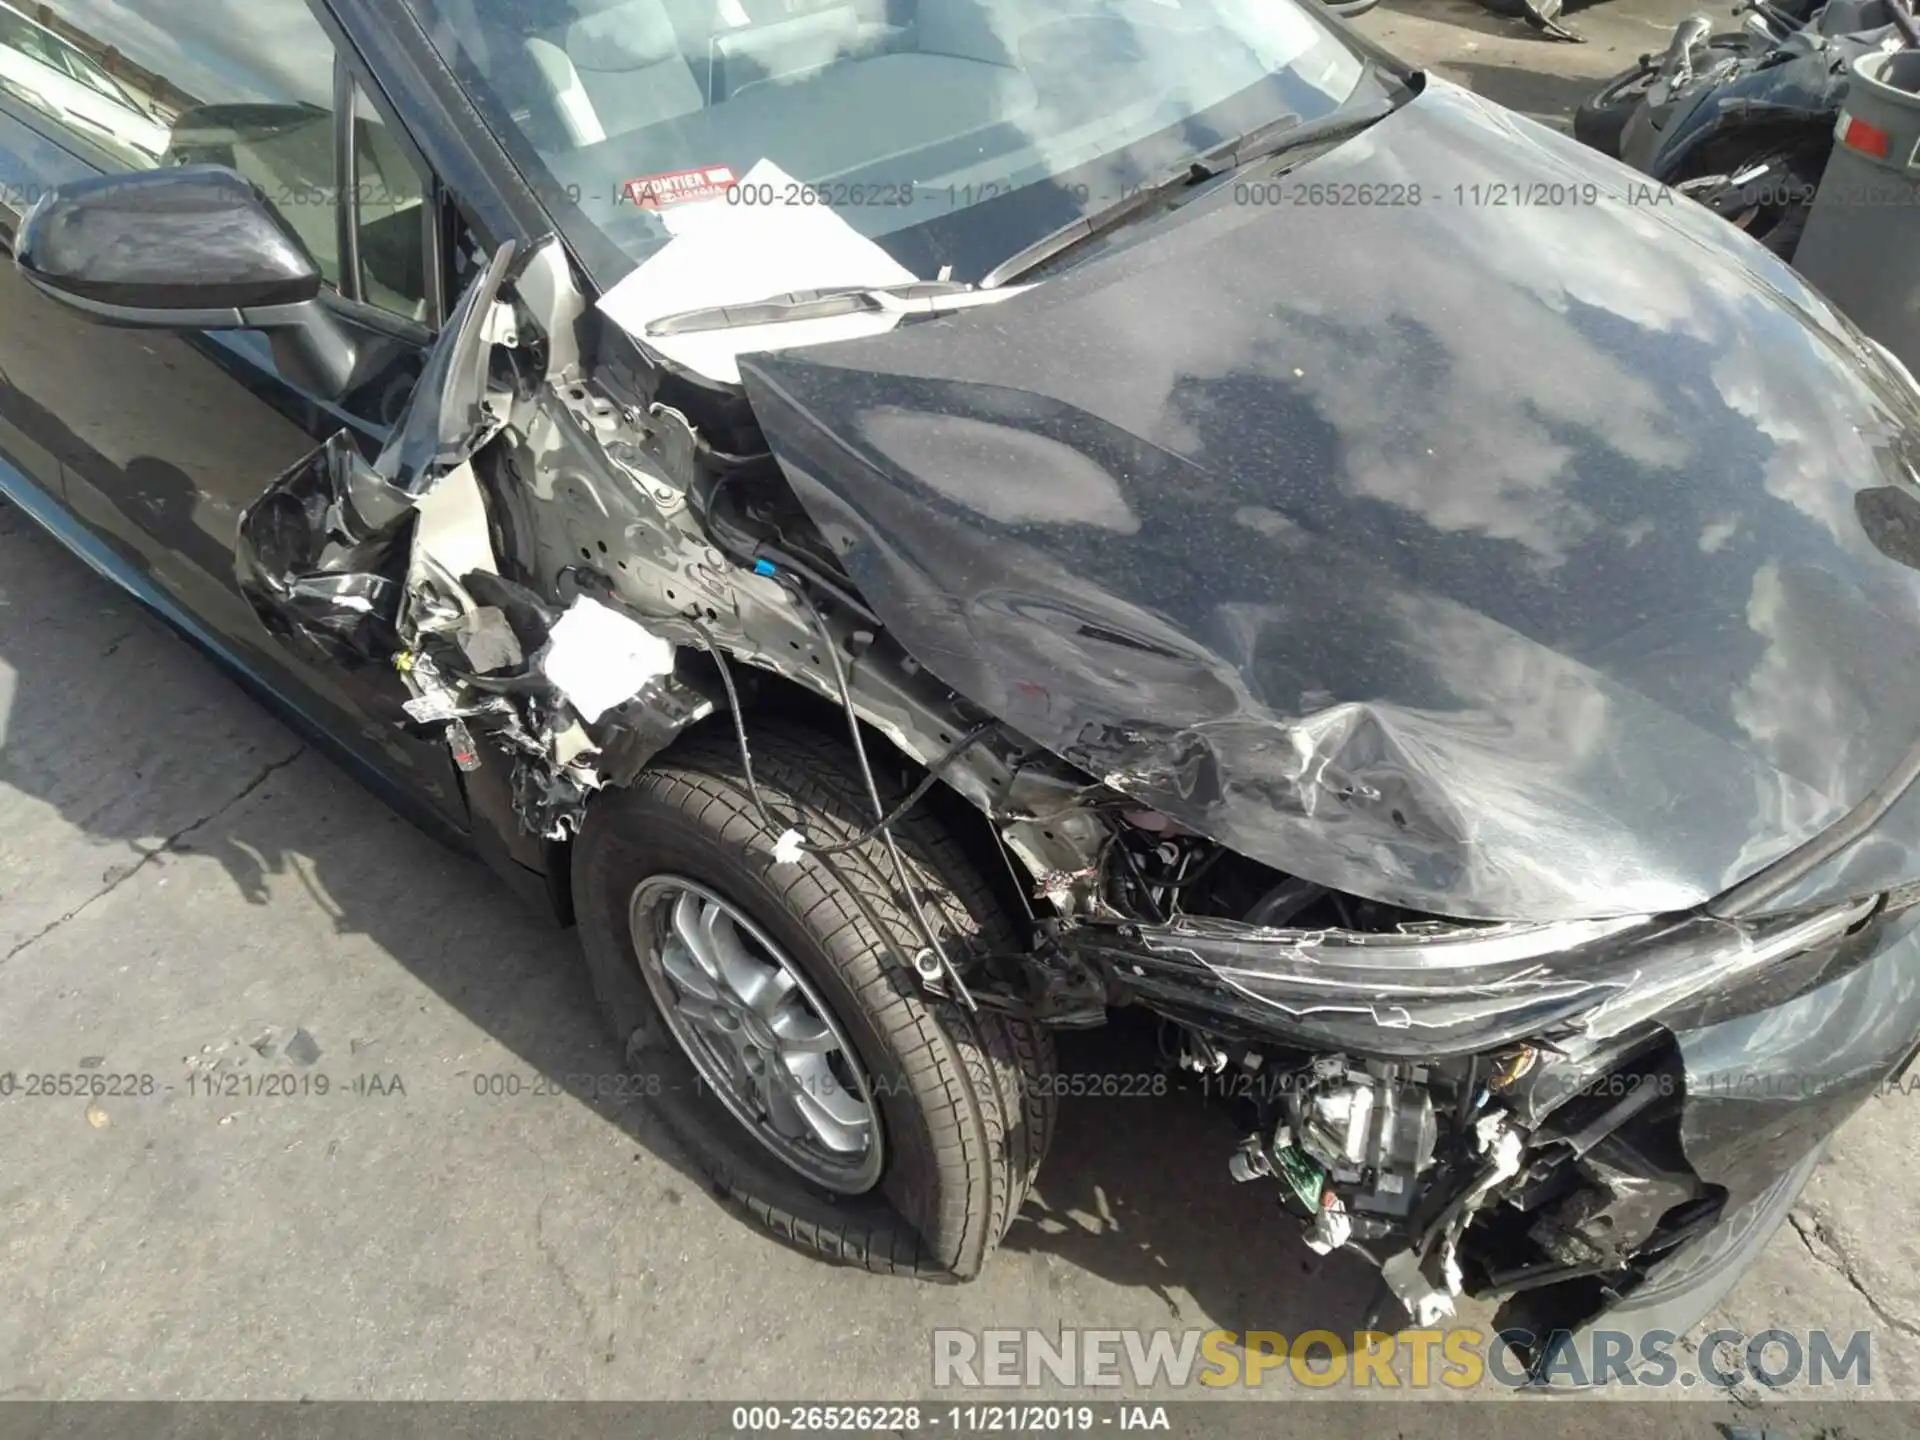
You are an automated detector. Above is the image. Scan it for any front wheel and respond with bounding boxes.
[572,725,1057,1278]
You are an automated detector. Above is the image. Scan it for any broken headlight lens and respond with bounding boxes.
[1074,896,1878,1058]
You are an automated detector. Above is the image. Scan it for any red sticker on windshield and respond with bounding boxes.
[622,165,738,210]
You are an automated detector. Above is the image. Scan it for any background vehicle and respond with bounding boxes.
[1572,17,1767,157]
[1581,0,1916,257]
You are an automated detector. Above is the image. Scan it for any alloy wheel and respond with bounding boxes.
[628,875,884,1193]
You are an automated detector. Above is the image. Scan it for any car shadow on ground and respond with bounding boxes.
[1007,1020,1386,1336]
[0,494,1382,1335]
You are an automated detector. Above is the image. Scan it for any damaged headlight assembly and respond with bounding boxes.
[1064,895,1877,1058]
[1047,858,1882,1336]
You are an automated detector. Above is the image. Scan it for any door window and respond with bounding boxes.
[12,2,429,322]
[352,85,430,321]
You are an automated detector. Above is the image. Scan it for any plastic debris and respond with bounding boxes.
[771,829,806,865]
[450,605,523,674]
[404,693,462,725]
[1380,1249,1455,1326]
[541,595,675,723]
[445,719,483,773]
[1304,1192,1353,1256]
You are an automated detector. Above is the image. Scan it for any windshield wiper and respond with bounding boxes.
[644,90,1407,334]
[978,95,1403,291]
[645,279,998,337]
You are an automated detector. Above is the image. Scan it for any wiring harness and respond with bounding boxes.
[680,574,997,1010]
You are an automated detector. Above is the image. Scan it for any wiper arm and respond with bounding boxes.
[979,95,1401,291]
[645,279,987,337]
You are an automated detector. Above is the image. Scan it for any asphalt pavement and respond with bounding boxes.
[5,0,1920,1411]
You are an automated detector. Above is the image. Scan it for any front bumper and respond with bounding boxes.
[1061,895,1920,1349]
[1521,1147,1821,1388]
[1521,903,1920,1372]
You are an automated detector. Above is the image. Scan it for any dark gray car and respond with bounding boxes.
[3,0,1919,1374]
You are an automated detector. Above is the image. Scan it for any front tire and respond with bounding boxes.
[573,725,1056,1278]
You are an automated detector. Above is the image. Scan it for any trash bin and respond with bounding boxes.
[1794,48,1920,373]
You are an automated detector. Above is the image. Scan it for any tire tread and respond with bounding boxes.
[573,723,1057,1278]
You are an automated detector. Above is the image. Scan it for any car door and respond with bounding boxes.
[0,0,472,836]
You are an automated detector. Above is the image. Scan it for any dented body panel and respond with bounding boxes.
[742,82,1920,925]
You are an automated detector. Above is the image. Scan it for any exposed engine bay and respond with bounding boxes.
[229,235,1907,1359]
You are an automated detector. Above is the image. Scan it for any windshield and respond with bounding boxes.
[401,0,1370,287]
[0,4,146,110]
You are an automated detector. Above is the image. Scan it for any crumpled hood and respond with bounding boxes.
[740,79,1920,923]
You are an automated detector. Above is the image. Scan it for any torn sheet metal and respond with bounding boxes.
[236,240,524,666]
[235,238,712,841]
[738,82,1920,924]
[235,428,416,669]
[512,755,597,841]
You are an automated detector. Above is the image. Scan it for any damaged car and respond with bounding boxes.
[4,0,1920,1370]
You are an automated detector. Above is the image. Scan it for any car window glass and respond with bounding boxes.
[401,0,1366,290]
[55,46,133,104]
[13,3,428,323]
[354,85,430,322]
[0,5,147,167]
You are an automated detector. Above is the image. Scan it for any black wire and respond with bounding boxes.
[1357,1276,1401,1334]
[1157,844,1227,889]
[682,613,996,858]
[754,543,881,627]
[682,613,785,837]
[684,611,928,985]
[685,604,980,1008]
[691,463,882,627]
[789,584,976,1010]
[1111,839,1167,924]
[805,719,1000,857]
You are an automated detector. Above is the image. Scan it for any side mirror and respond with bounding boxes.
[16,165,363,399]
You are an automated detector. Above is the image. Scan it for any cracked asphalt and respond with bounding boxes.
[5,0,1920,1412]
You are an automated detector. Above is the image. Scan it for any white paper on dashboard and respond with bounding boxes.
[596,158,919,385]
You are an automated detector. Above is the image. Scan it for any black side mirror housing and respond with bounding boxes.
[16,165,363,399]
